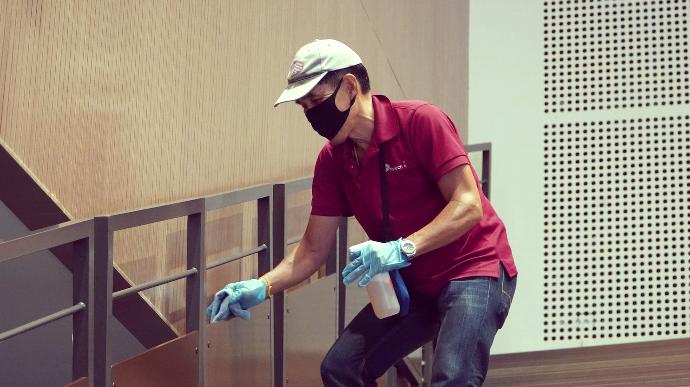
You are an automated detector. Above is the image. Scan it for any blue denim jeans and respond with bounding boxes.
[321,265,516,387]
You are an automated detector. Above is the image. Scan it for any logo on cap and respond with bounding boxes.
[287,61,304,80]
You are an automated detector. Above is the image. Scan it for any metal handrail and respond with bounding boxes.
[108,199,204,231]
[465,142,491,152]
[465,142,492,200]
[0,219,93,265]
[0,302,86,342]
[113,268,199,300]
[283,176,313,195]
[0,143,491,387]
[94,183,274,387]
[0,219,94,385]
[206,183,273,210]
[0,183,274,387]
[287,235,303,246]
[206,244,268,270]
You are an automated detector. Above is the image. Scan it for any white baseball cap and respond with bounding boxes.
[274,39,362,107]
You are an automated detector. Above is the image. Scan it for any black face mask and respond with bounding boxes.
[305,79,356,140]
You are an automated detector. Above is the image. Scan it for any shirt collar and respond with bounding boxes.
[334,94,400,162]
[372,94,401,146]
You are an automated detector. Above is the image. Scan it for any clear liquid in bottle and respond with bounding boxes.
[366,272,400,319]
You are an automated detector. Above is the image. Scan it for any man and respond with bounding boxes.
[208,39,518,386]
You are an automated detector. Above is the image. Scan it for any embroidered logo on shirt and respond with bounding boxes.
[385,161,408,173]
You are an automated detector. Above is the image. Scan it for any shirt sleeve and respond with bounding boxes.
[310,145,352,217]
[408,104,470,181]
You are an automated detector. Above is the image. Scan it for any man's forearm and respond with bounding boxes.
[260,241,326,294]
[407,194,482,257]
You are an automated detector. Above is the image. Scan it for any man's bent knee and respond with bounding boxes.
[321,347,351,385]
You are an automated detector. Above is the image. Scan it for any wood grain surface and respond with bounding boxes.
[485,337,690,386]
[0,0,469,334]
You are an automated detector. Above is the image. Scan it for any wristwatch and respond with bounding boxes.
[400,238,417,260]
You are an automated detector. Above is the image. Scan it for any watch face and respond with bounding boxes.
[401,240,416,256]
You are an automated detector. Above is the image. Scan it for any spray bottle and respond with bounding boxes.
[366,272,400,318]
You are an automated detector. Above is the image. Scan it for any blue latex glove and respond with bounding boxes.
[342,239,411,288]
[206,279,266,322]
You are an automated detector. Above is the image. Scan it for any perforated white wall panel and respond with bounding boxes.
[543,115,690,342]
[544,0,689,113]
[470,0,690,353]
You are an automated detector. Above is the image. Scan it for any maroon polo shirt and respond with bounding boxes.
[311,94,518,297]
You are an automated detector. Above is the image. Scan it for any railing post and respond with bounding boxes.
[186,201,206,387]
[421,337,434,386]
[482,145,491,199]
[324,214,341,277]
[93,217,113,387]
[72,236,94,386]
[324,242,338,276]
[267,185,285,387]
[336,217,348,336]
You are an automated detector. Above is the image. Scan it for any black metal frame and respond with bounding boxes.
[283,176,349,338]
[0,220,95,386]
[0,144,492,387]
[465,142,492,199]
[201,184,275,386]
[269,183,285,387]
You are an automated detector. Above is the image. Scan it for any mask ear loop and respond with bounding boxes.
[331,77,344,99]
[340,76,357,111]
[322,77,352,113]
[347,90,357,107]
[332,74,357,108]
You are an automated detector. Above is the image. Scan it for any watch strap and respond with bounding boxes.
[259,277,272,299]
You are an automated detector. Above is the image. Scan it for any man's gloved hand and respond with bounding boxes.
[342,239,411,288]
[206,279,266,322]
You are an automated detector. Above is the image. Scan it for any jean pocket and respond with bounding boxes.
[497,275,516,329]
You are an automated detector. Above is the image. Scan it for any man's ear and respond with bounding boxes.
[342,73,359,97]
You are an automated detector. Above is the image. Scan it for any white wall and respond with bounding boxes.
[469,0,546,354]
[469,0,690,354]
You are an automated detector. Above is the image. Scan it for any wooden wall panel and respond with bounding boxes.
[0,0,469,334]
[358,0,470,133]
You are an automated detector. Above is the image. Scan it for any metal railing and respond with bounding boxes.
[0,184,274,387]
[0,219,95,383]
[466,142,492,200]
[0,144,492,387]
[283,176,349,335]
